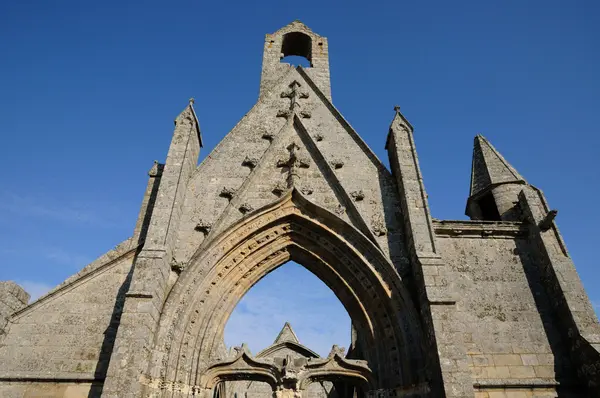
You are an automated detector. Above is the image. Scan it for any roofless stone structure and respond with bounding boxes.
[0,20,599,398]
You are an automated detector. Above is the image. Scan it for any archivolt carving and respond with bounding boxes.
[147,190,426,395]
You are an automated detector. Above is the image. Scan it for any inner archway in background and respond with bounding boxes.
[224,261,351,357]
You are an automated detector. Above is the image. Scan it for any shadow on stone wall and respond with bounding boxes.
[88,168,163,397]
[515,239,584,397]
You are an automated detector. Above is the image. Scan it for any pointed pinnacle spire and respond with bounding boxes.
[174,97,202,147]
[470,135,526,197]
[391,104,411,128]
[274,322,300,344]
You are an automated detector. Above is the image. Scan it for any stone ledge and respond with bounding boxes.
[473,378,563,388]
[433,220,527,238]
[0,373,100,382]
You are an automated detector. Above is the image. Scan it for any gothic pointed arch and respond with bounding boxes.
[145,189,428,395]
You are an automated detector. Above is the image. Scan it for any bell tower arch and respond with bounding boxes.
[260,20,332,100]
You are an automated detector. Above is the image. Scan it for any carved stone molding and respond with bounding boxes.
[242,156,258,170]
[219,187,236,201]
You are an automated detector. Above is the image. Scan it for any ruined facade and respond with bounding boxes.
[0,21,599,398]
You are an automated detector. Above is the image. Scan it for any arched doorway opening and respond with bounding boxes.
[148,190,428,396]
[224,261,351,357]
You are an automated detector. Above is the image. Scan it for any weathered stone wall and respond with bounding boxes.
[0,246,136,397]
[173,67,407,274]
[0,281,29,340]
[436,224,580,396]
[0,382,98,398]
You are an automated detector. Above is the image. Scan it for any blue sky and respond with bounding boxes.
[0,1,598,354]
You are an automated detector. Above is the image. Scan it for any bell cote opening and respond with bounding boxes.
[280,32,312,67]
[260,21,332,100]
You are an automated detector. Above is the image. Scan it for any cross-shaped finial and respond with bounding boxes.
[277,81,310,119]
[189,97,195,105]
[393,105,401,113]
[276,142,310,188]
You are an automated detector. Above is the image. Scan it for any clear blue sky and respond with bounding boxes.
[1,1,598,354]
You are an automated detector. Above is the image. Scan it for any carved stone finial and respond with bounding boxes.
[371,213,388,236]
[350,190,365,201]
[219,187,236,201]
[194,219,212,235]
[278,80,310,119]
[148,160,164,177]
[189,97,195,105]
[239,203,254,214]
[394,105,400,113]
[242,156,258,170]
[277,143,310,188]
[327,345,346,358]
